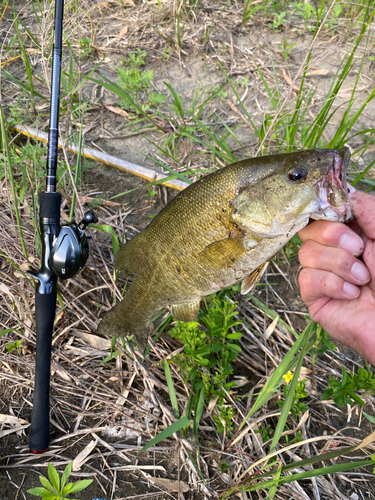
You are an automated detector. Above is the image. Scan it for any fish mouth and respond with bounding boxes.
[312,147,352,222]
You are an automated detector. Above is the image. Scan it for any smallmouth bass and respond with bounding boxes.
[98,148,352,351]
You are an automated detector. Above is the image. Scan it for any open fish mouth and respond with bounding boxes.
[312,147,352,222]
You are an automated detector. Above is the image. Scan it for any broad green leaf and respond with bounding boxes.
[141,416,190,451]
[39,476,55,493]
[363,411,375,424]
[47,463,60,492]
[226,332,242,340]
[0,328,16,337]
[27,487,56,497]
[226,343,241,353]
[61,462,73,491]
[62,479,93,494]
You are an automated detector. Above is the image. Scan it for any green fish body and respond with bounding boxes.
[98,148,351,351]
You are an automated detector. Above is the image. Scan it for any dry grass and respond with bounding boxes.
[1,0,375,499]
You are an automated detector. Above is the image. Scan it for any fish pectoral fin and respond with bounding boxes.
[114,232,145,276]
[241,261,269,295]
[172,298,202,322]
[199,236,246,268]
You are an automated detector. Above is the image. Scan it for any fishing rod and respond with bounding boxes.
[28,0,97,453]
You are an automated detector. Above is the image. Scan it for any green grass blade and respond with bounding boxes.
[238,321,316,431]
[269,331,309,453]
[164,82,184,119]
[219,63,257,133]
[69,122,83,220]
[18,18,41,49]
[91,225,119,255]
[0,106,28,258]
[13,13,34,104]
[141,416,190,451]
[164,359,179,418]
[88,76,165,133]
[193,387,205,443]
[245,460,374,492]
[351,158,375,187]
[1,69,46,100]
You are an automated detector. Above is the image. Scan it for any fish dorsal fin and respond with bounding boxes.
[241,261,269,295]
[199,236,246,268]
[114,232,145,275]
[172,298,201,322]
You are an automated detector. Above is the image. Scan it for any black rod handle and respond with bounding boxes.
[29,291,57,453]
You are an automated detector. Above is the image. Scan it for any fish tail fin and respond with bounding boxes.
[114,232,145,275]
[97,300,149,353]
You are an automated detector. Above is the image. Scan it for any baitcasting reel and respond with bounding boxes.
[49,211,98,279]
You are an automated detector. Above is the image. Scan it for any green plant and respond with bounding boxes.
[27,462,92,500]
[116,50,166,112]
[167,296,242,437]
[78,37,92,57]
[242,0,263,27]
[278,379,309,417]
[5,339,22,354]
[322,365,375,407]
[310,324,336,365]
[277,37,295,60]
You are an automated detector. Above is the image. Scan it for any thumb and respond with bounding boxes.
[350,190,375,239]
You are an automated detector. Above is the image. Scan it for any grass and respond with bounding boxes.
[1,0,375,498]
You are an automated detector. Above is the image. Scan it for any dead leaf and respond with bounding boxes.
[118,25,128,40]
[149,477,189,493]
[0,414,28,425]
[72,439,97,471]
[306,68,333,77]
[281,69,300,91]
[0,425,30,438]
[264,315,279,341]
[105,105,129,118]
[72,330,111,350]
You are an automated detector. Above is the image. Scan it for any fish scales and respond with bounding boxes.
[98,148,352,351]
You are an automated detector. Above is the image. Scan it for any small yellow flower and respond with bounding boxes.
[283,371,293,384]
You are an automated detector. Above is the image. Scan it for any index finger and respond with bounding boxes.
[298,220,364,256]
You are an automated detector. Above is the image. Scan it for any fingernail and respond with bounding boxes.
[343,281,360,297]
[339,233,363,255]
[348,184,356,194]
[351,262,370,282]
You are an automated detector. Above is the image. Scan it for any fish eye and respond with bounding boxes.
[287,166,308,183]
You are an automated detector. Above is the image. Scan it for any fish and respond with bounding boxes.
[98,147,352,352]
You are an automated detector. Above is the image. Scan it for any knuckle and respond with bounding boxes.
[298,268,311,289]
[319,222,338,244]
[336,251,352,270]
[298,241,314,266]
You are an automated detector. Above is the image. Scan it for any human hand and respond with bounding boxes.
[298,189,375,365]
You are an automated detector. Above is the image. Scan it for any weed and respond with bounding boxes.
[277,37,295,60]
[5,339,22,354]
[27,461,92,500]
[322,365,375,407]
[168,296,242,435]
[242,0,264,27]
[145,186,158,202]
[310,324,336,366]
[116,49,167,112]
[278,379,309,417]
[78,36,92,57]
